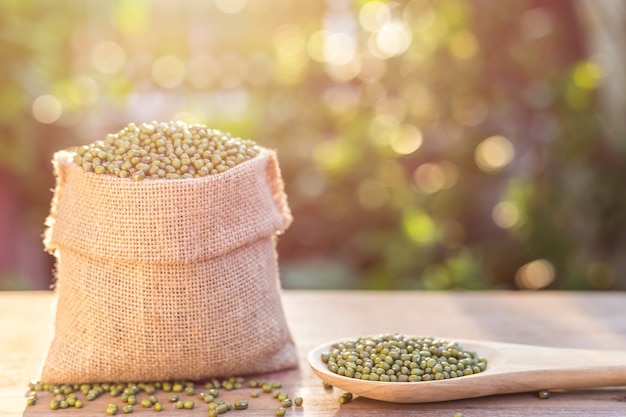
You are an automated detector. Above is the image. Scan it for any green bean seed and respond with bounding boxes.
[538,390,551,399]
[338,392,353,404]
[294,397,303,406]
[234,399,249,410]
[275,407,287,416]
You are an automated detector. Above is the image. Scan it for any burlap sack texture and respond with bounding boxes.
[41,147,297,384]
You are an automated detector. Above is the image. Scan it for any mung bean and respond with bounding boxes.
[234,399,249,410]
[538,389,551,399]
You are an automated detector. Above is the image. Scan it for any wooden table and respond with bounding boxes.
[2,290,626,416]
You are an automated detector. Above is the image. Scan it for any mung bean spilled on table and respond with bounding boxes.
[27,376,301,415]
[322,334,488,382]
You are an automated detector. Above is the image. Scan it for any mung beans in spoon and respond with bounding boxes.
[308,333,626,403]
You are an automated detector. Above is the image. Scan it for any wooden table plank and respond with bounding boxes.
[2,290,626,416]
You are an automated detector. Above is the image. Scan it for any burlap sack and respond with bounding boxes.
[41,147,296,384]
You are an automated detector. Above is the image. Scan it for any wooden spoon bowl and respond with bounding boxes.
[308,337,626,403]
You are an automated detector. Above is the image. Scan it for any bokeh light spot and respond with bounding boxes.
[114,0,148,35]
[359,1,391,32]
[274,24,308,84]
[374,22,413,58]
[403,209,436,245]
[573,60,604,90]
[492,201,520,229]
[515,259,555,290]
[474,135,514,173]
[389,124,423,155]
[307,30,326,62]
[274,24,307,58]
[414,163,445,194]
[413,161,458,194]
[72,75,100,107]
[152,56,186,88]
[32,94,62,124]
[91,41,127,74]
[325,32,357,65]
[403,0,437,33]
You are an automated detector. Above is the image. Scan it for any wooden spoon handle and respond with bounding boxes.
[488,342,626,391]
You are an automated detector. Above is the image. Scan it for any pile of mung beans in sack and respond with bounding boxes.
[321,334,488,382]
[73,121,260,180]
[25,377,303,415]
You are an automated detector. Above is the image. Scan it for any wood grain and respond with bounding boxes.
[2,290,626,416]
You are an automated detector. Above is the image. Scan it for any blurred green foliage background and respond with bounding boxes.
[1,0,625,291]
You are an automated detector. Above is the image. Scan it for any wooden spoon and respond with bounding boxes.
[308,337,626,403]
